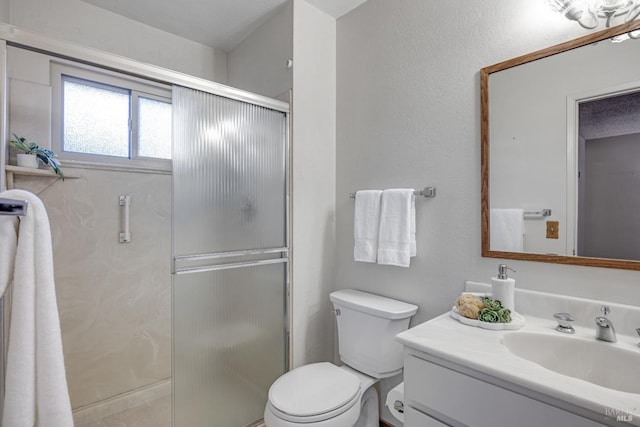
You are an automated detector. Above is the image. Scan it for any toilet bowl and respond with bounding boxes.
[264,290,418,427]
[264,363,377,427]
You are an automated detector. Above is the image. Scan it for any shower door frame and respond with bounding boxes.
[0,23,292,423]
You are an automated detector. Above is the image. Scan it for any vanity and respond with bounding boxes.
[396,282,640,427]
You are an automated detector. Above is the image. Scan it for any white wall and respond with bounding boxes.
[4,0,227,82]
[227,1,293,100]
[335,1,640,424]
[291,0,336,368]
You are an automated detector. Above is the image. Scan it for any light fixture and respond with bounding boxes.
[548,0,640,30]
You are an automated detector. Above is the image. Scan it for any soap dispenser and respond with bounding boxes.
[491,264,516,312]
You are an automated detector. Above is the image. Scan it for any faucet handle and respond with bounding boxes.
[636,328,640,347]
[554,312,575,334]
[601,305,610,316]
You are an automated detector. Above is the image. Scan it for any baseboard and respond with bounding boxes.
[380,419,394,427]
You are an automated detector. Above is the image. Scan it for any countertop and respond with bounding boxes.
[396,309,640,426]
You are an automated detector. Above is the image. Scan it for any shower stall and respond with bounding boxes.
[0,28,290,427]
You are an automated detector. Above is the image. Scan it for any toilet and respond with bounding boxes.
[264,289,418,427]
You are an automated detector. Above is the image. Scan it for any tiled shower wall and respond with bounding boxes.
[8,46,172,416]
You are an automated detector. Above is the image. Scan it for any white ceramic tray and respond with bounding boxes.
[450,292,525,330]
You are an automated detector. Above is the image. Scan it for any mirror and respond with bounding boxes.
[481,20,640,271]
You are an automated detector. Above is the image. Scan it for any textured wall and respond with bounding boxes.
[336,1,640,424]
[291,0,336,368]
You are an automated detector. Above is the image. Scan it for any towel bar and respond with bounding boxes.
[523,209,551,219]
[350,186,436,199]
[0,197,28,216]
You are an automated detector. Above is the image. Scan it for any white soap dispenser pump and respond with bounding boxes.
[491,264,516,312]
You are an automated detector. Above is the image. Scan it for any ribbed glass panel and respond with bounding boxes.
[173,264,286,427]
[172,85,288,426]
[172,86,287,256]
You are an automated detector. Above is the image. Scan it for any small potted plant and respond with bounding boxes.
[9,133,64,180]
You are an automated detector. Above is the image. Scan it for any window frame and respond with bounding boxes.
[51,61,172,173]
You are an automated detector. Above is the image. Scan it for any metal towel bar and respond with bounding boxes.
[349,186,436,199]
[0,197,28,216]
[523,209,551,219]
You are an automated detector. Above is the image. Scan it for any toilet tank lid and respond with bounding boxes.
[330,289,418,319]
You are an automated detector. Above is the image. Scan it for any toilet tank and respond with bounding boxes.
[329,289,418,379]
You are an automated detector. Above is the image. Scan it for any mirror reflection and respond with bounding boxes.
[482,21,640,269]
[577,91,640,260]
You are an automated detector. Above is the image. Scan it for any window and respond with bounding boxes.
[52,63,172,171]
[138,96,172,159]
[63,78,131,157]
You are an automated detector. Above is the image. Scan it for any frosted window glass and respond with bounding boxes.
[138,97,172,159]
[63,80,130,157]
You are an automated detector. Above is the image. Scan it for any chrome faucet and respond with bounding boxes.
[553,312,575,334]
[595,305,616,343]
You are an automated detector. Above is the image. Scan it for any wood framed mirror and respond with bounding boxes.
[481,20,640,271]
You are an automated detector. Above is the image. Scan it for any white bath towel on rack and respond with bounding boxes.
[0,189,73,427]
[490,208,525,252]
[377,189,415,267]
[354,190,383,263]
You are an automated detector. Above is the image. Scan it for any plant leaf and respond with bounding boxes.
[10,133,64,179]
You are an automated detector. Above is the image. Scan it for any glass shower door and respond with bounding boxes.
[172,86,288,426]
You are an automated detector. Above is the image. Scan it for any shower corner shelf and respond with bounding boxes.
[5,165,80,189]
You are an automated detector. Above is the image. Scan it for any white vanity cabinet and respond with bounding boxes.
[396,284,640,427]
[403,349,605,427]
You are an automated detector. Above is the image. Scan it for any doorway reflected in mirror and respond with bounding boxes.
[577,91,640,260]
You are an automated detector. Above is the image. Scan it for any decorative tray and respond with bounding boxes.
[450,307,525,330]
[450,292,525,330]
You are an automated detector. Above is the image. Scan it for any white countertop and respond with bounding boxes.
[397,310,640,425]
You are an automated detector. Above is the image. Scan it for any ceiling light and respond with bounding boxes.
[548,0,640,29]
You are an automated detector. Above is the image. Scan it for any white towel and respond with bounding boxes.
[410,195,416,257]
[377,189,415,267]
[490,208,525,252]
[0,189,73,427]
[354,190,382,262]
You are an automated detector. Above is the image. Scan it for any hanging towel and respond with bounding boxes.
[354,190,383,262]
[0,189,74,427]
[490,208,525,252]
[377,189,415,267]
[410,195,416,257]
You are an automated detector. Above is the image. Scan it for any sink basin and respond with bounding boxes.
[503,332,640,394]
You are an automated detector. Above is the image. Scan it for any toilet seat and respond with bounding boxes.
[268,362,361,423]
